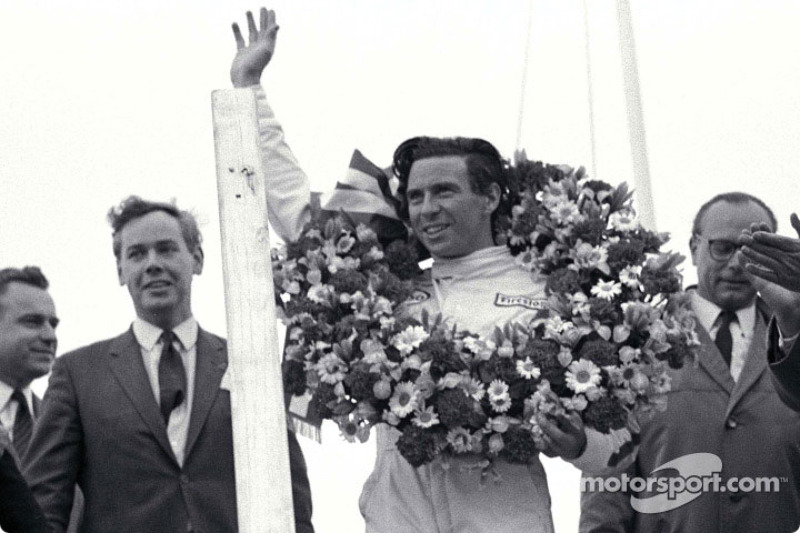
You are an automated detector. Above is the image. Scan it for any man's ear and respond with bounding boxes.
[689,235,699,266]
[485,183,502,214]
[193,246,205,275]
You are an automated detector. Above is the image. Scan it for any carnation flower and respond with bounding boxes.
[606,240,646,272]
[436,389,474,428]
[572,217,607,246]
[517,357,542,380]
[500,426,539,464]
[545,267,583,295]
[565,359,602,393]
[389,382,419,418]
[315,353,347,384]
[582,396,628,433]
[413,405,440,428]
[392,325,429,355]
[344,368,381,401]
[591,280,622,301]
[579,339,618,367]
[396,426,439,467]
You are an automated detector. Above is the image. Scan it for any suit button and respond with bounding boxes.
[730,491,746,502]
[180,474,189,485]
[725,418,738,429]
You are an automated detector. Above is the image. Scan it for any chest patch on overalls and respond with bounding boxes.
[494,293,547,310]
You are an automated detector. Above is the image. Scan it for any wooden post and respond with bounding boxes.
[211,89,296,533]
[616,0,657,231]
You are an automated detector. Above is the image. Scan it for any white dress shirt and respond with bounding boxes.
[0,381,34,444]
[132,317,198,467]
[691,292,756,382]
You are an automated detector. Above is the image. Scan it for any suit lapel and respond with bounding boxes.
[107,329,177,463]
[695,323,736,395]
[184,329,227,459]
[725,313,768,419]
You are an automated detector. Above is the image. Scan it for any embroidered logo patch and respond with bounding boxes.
[406,289,431,304]
[494,293,546,310]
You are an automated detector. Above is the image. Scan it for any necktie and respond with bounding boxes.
[715,310,737,367]
[11,389,33,460]
[159,331,187,424]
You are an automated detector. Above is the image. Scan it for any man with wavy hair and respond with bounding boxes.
[24,197,314,532]
[227,8,632,532]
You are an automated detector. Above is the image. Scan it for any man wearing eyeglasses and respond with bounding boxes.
[580,192,800,533]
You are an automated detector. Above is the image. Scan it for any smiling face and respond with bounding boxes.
[691,200,773,311]
[116,210,203,330]
[0,282,58,388]
[406,156,500,260]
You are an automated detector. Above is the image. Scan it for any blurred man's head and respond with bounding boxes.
[690,192,777,311]
[393,137,506,260]
[0,267,58,389]
[109,196,204,330]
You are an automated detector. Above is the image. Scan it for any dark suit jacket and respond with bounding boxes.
[767,318,800,412]
[580,307,800,533]
[24,327,313,533]
[0,427,47,533]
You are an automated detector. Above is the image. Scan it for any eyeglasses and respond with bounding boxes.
[694,236,741,261]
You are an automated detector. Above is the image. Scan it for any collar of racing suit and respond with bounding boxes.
[428,245,516,308]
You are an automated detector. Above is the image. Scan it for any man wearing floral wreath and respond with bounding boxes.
[580,192,800,533]
[228,8,634,532]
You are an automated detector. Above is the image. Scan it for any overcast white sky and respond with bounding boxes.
[2,1,800,531]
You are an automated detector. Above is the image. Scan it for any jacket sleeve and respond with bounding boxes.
[244,84,313,243]
[23,355,84,533]
[288,429,315,533]
[578,462,636,533]
[0,450,49,533]
[766,317,800,412]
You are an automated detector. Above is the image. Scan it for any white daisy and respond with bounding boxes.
[618,265,642,289]
[389,382,419,418]
[591,280,622,301]
[446,427,474,453]
[315,353,347,385]
[412,405,440,428]
[392,325,429,355]
[516,357,542,380]
[565,359,602,393]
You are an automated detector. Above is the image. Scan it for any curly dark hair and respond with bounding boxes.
[108,196,202,259]
[392,136,511,234]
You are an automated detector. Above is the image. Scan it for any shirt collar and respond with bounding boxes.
[0,380,33,414]
[132,316,198,351]
[690,291,756,335]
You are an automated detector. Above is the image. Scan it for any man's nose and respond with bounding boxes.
[144,249,163,272]
[420,194,441,217]
[40,322,57,347]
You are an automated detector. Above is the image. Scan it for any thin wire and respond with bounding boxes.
[515,0,535,151]
[582,0,598,178]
